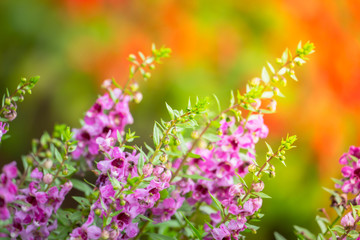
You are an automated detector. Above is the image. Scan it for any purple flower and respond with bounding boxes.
[211,224,231,240]
[0,122,8,142]
[30,168,43,179]
[70,211,102,240]
[341,212,355,227]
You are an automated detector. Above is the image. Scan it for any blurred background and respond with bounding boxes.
[1,0,360,238]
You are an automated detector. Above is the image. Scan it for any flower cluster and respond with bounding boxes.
[171,115,268,239]
[72,86,133,164]
[0,76,39,142]
[73,143,175,239]
[0,162,18,220]
[6,167,73,239]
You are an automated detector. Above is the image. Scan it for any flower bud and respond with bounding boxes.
[191,131,199,139]
[134,92,143,104]
[143,163,153,177]
[153,166,164,178]
[250,99,261,110]
[160,169,172,182]
[120,200,126,206]
[269,171,276,178]
[43,159,53,169]
[250,77,261,86]
[160,153,168,163]
[102,79,112,89]
[43,173,53,185]
[130,82,139,92]
[143,72,151,79]
[248,164,257,173]
[229,184,243,196]
[267,99,277,112]
[289,62,295,68]
[164,144,170,151]
[95,208,102,216]
[101,230,110,239]
[252,181,264,192]
[164,137,170,145]
[272,75,279,83]
[5,98,11,106]
[171,128,177,135]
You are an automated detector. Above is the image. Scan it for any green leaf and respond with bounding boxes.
[153,123,162,146]
[331,178,343,186]
[202,133,221,142]
[331,225,345,234]
[181,174,211,181]
[230,90,235,106]
[265,141,274,155]
[146,233,176,240]
[281,48,289,63]
[182,213,203,239]
[213,94,221,113]
[267,62,275,74]
[54,147,62,163]
[253,192,271,199]
[294,225,316,240]
[136,214,154,223]
[165,102,174,120]
[209,191,224,217]
[188,152,201,159]
[110,209,123,217]
[261,67,270,84]
[274,232,287,240]
[72,196,90,208]
[315,215,328,234]
[70,179,93,196]
[261,91,274,99]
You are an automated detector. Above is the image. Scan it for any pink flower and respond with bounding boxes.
[211,224,231,240]
[341,212,355,227]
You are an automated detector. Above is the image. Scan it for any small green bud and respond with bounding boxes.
[119,194,124,199]
[171,128,177,135]
[191,131,199,139]
[62,169,68,175]
[276,58,282,64]
[266,152,272,159]
[207,143,214,150]
[163,137,170,145]
[280,78,287,87]
[269,165,275,172]
[269,171,276,178]
[46,150,52,158]
[251,229,257,234]
[250,77,261,86]
[289,69,295,76]
[164,122,171,128]
[175,139,181,146]
[20,77,27,83]
[18,95,24,102]
[128,54,136,62]
[272,75,279,83]
[280,150,285,155]
[26,156,33,165]
[160,153,168,163]
[27,89,32,94]
[289,62,295,68]
[130,82,139,92]
[5,98,11,106]
[120,200,126,206]
[248,164,256,173]
[217,130,223,136]
[143,72,151,79]
[149,64,155,70]
[164,144,170,151]
[279,155,285,161]
[95,208,102,216]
